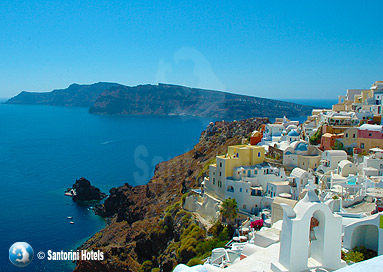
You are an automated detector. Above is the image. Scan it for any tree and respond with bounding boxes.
[220,197,238,226]
[309,126,323,145]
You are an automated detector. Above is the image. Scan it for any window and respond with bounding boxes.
[258,152,261,157]
[361,143,365,148]
[254,170,257,174]
[243,205,246,209]
[219,172,222,176]
[213,178,215,185]
[353,134,355,138]
[346,133,348,137]
[220,162,222,167]
[369,133,372,137]
[246,189,248,193]
[240,188,242,192]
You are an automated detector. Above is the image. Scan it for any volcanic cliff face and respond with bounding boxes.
[5,82,120,107]
[74,117,269,272]
[6,82,314,119]
[89,83,313,119]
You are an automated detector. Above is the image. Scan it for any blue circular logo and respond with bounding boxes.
[9,242,34,267]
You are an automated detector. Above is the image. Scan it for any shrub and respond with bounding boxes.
[151,268,160,272]
[186,257,204,266]
[139,260,153,272]
[344,251,364,263]
[353,245,377,260]
[208,221,224,238]
[177,237,198,263]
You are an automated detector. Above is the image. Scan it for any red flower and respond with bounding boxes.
[250,219,264,230]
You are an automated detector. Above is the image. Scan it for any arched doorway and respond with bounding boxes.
[351,224,379,252]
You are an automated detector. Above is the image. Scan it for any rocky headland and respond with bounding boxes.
[73,117,269,272]
[5,82,120,108]
[5,83,314,119]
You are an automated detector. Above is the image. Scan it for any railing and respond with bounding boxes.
[206,253,228,266]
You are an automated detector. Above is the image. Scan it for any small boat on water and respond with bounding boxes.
[67,216,73,219]
[70,221,74,224]
[64,188,77,196]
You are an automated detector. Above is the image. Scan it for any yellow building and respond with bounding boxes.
[219,145,265,177]
[342,127,358,148]
[206,145,265,198]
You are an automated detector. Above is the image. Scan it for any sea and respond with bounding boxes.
[0,98,336,271]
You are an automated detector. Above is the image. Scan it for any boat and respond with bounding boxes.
[64,189,77,196]
[67,216,73,219]
[70,221,74,224]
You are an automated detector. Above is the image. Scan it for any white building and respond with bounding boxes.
[282,140,322,170]
[317,150,348,174]
[224,163,289,214]
[261,124,285,144]
[289,168,310,200]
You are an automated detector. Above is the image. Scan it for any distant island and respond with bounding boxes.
[5,82,314,119]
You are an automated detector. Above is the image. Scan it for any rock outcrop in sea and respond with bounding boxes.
[69,177,107,202]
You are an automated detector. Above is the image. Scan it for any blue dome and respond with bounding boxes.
[288,130,299,136]
[295,142,308,151]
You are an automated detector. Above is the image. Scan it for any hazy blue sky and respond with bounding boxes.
[1,1,382,99]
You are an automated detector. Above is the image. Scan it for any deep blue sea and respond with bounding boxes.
[0,98,335,271]
[0,104,212,272]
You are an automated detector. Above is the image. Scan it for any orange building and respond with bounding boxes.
[319,133,344,151]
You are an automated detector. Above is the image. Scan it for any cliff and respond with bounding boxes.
[5,82,120,107]
[89,83,313,119]
[74,117,269,272]
[6,82,314,119]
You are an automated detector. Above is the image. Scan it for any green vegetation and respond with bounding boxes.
[138,199,235,271]
[220,197,238,226]
[138,260,153,272]
[342,246,378,263]
[309,126,323,145]
[332,140,344,151]
[332,141,353,155]
[187,257,203,266]
[343,250,364,263]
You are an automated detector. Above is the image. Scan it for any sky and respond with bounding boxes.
[0,0,382,99]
